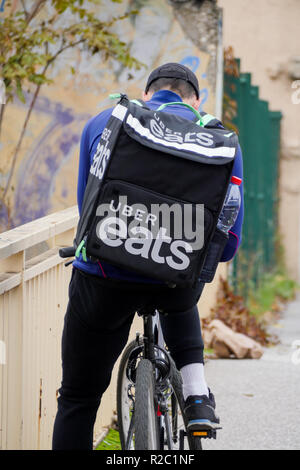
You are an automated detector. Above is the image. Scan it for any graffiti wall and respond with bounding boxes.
[0,0,220,230]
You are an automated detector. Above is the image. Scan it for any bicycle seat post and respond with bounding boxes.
[139,308,156,362]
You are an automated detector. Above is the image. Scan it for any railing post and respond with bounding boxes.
[0,251,25,273]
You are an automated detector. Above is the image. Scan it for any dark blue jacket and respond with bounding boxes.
[73,90,244,281]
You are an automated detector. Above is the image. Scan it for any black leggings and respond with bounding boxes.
[52,268,205,450]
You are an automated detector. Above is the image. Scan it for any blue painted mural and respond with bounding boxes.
[13,97,90,227]
[0,0,6,13]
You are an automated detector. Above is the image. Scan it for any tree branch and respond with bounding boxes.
[48,38,85,64]
[20,0,29,19]
[0,103,5,139]
[25,0,47,24]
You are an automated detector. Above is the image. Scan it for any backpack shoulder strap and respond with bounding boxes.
[197,112,224,129]
[109,93,149,109]
[130,98,150,109]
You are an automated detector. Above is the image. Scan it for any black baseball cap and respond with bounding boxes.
[145,62,200,99]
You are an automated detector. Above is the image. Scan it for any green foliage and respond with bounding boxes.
[0,15,50,102]
[231,228,299,317]
[0,0,143,105]
[222,46,239,133]
[96,428,121,450]
[248,270,299,318]
[222,92,238,134]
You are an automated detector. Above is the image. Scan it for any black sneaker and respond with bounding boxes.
[184,391,220,431]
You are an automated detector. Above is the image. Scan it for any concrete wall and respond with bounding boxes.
[217,0,300,281]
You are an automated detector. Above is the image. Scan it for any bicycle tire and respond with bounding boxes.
[117,340,202,450]
[134,359,160,450]
[116,340,141,450]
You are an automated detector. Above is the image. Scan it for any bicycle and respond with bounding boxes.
[59,247,220,451]
[116,307,221,451]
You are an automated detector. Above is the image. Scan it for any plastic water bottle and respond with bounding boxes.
[217,176,242,234]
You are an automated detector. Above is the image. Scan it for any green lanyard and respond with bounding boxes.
[156,101,204,127]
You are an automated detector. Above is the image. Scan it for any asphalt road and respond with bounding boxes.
[201,293,300,450]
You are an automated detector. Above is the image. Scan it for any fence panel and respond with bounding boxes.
[224,60,282,294]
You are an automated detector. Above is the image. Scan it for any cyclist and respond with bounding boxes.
[52,63,243,450]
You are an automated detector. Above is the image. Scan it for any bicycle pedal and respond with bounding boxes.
[190,428,220,440]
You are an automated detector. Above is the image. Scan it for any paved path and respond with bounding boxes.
[202,293,300,450]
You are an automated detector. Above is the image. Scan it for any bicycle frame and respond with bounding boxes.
[140,309,165,358]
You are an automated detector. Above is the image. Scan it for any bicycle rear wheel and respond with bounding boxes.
[117,340,141,450]
[117,339,202,450]
[134,359,160,450]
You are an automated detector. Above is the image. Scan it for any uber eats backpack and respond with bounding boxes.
[74,94,239,287]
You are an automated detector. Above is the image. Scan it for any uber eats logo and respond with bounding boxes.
[95,197,205,271]
[90,127,112,181]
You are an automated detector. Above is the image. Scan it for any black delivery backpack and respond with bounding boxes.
[74,94,239,287]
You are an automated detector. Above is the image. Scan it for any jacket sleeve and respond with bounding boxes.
[220,143,244,262]
[77,108,113,215]
[77,120,92,215]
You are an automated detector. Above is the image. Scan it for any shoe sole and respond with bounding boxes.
[187,419,221,431]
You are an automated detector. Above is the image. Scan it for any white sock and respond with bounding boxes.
[180,363,209,400]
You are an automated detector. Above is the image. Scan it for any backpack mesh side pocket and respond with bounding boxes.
[198,229,228,283]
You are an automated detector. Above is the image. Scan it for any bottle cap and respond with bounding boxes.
[231,176,242,186]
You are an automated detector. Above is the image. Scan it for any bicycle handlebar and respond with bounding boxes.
[59,246,76,258]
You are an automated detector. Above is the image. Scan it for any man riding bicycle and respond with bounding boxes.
[52,63,244,450]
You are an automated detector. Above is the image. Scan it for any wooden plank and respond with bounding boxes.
[23,249,67,282]
[0,207,78,260]
[0,274,22,295]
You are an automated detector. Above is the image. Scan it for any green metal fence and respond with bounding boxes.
[223,59,282,296]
